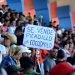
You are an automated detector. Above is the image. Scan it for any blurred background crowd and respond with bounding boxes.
[0,5,75,75]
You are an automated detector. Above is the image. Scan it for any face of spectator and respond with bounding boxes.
[12,13,16,19]
[16,13,19,19]
[64,44,69,50]
[22,52,30,57]
[4,7,8,12]
[16,21,21,26]
[69,39,73,43]
[65,31,68,35]
[51,49,58,58]
[70,43,74,50]
[5,21,10,26]
[63,36,68,41]
[11,21,16,26]
[52,21,56,27]
[16,30,23,36]
[4,38,11,47]
[5,16,10,20]
[7,12,10,17]
[20,15,25,20]
[69,43,74,53]
[14,52,22,60]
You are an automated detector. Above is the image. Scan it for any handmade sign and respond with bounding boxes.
[23,25,55,50]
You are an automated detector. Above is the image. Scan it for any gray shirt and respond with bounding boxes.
[44,57,56,73]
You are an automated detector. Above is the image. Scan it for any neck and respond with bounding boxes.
[57,58,65,61]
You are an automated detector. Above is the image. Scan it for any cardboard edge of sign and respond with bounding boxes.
[25,24,55,32]
[23,43,54,50]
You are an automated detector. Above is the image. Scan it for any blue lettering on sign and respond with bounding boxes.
[26,33,31,37]
[30,40,52,48]
[27,27,34,33]
[26,33,52,41]
[37,28,53,35]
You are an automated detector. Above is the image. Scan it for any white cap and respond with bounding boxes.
[0,22,3,26]
[19,45,31,53]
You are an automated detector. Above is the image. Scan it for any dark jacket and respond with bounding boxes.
[17,34,24,45]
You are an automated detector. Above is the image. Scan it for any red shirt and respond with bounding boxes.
[49,62,75,75]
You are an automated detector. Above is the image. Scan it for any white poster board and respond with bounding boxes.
[23,25,56,50]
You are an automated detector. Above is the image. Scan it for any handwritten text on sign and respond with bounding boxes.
[23,25,55,50]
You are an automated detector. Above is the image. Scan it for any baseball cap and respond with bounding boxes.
[19,45,31,53]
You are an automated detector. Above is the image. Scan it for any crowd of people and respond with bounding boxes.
[0,4,75,75]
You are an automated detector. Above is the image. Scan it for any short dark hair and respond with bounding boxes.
[20,57,34,71]
[62,42,69,48]
[57,50,65,59]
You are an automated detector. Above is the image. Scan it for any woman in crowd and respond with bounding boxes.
[1,45,22,69]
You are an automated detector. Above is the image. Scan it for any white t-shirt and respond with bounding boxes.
[7,26,16,34]
[0,44,6,63]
